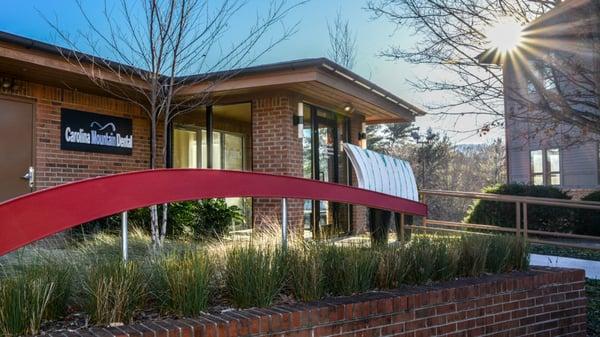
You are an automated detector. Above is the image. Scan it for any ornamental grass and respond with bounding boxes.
[0,231,528,335]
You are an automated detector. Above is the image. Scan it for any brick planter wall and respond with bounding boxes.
[48,267,587,337]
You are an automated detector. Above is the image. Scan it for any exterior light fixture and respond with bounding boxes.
[359,122,367,149]
[295,102,304,138]
[344,104,353,112]
[1,77,14,90]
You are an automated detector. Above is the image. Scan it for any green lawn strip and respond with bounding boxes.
[587,279,600,336]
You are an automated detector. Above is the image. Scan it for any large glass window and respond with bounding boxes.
[172,103,252,229]
[173,129,197,168]
[546,149,561,185]
[530,150,544,185]
[224,133,244,170]
[530,148,560,186]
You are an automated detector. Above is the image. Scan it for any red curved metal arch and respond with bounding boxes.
[0,169,427,256]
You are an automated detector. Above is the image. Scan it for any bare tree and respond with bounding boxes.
[327,10,357,69]
[366,0,600,142]
[45,0,304,247]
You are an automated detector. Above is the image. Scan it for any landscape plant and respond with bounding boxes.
[321,244,379,296]
[0,274,54,336]
[575,190,600,235]
[0,231,529,332]
[287,243,325,301]
[465,183,572,232]
[224,244,288,308]
[83,258,147,325]
[155,250,215,315]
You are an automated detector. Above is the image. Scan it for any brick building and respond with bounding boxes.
[0,31,424,235]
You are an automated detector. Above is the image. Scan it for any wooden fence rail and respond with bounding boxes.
[408,189,600,251]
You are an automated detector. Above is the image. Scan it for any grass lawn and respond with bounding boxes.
[588,279,600,336]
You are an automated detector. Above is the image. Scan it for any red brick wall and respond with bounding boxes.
[50,267,587,337]
[34,87,159,190]
[252,93,304,232]
[350,113,368,233]
[2,81,157,190]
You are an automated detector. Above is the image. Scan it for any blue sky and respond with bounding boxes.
[0,0,501,143]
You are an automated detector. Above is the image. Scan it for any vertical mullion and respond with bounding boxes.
[206,105,213,169]
[166,121,173,168]
[310,105,320,238]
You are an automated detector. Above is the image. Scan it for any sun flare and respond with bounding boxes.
[485,17,523,53]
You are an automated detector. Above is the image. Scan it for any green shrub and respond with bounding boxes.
[195,199,244,239]
[155,250,215,316]
[83,259,147,324]
[574,190,600,235]
[224,245,287,308]
[0,275,54,336]
[287,243,325,301]
[73,199,244,240]
[321,245,378,296]
[464,184,572,232]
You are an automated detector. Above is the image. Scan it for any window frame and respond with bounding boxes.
[172,124,246,170]
[529,148,561,186]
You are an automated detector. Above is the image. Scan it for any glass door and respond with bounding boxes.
[314,118,339,238]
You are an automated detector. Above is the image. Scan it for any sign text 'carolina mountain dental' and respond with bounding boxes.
[61,109,133,155]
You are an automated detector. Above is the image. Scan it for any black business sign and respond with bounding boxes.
[61,109,133,155]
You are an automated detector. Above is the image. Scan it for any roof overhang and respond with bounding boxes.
[0,31,425,123]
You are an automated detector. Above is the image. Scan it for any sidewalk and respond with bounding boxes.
[530,253,600,279]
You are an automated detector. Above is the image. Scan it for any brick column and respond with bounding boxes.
[350,114,368,233]
[252,93,303,232]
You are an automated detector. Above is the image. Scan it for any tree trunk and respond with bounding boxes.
[160,203,168,243]
[149,118,160,248]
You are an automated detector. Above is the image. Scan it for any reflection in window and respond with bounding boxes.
[527,61,556,94]
[213,131,222,169]
[224,133,244,170]
[173,129,197,168]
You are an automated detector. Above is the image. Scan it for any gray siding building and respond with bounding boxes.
[501,0,599,194]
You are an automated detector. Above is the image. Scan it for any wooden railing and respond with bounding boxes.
[404,189,600,250]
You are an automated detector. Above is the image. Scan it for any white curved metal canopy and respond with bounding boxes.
[343,143,418,202]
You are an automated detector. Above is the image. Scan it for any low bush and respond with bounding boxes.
[224,244,288,308]
[194,199,244,239]
[83,259,147,325]
[464,184,572,232]
[73,199,244,240]
[574,190,600,235]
